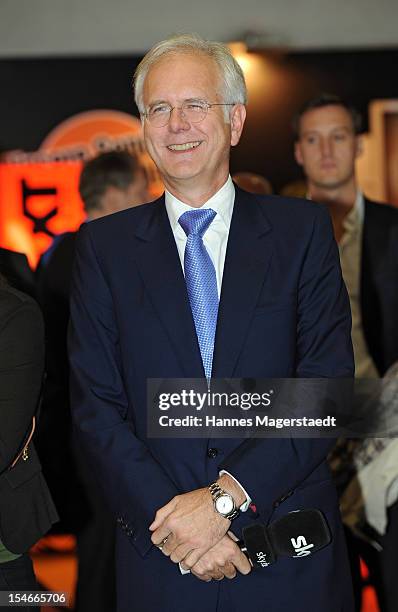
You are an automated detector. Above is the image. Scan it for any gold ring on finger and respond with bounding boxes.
[157,535,170,551]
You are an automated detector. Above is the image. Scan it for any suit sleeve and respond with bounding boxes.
[68,224,179,557]
[0,299,44,474]
[219,205,354,520]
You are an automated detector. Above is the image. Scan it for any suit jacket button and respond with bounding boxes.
[207,448,218,459]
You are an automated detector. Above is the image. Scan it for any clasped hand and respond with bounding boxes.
[149,488,251,581]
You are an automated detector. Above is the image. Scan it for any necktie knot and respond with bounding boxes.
[178,208,216,238]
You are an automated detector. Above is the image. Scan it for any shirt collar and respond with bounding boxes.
[306,189,365,228]
[355,190,365,224]
[165,175,235,231]
[342,190,364,234]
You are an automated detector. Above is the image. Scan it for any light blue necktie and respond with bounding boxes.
[179,208,219,379]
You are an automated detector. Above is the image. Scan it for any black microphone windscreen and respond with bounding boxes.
[242,523,276,569]
[268,509,331,558]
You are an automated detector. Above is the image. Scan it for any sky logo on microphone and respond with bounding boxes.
[291,536,315,557]
[256,551,270,567]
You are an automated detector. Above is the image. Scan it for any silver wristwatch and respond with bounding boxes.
[209,482,240,521]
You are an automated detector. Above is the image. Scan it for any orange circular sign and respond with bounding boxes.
[40,109,142,155]
[40,109,163,196]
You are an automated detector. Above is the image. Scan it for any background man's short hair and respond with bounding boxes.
[292,93,363,140]
[133,33,247,120]
[79,151,142,212]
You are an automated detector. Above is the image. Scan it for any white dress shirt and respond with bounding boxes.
[165,176,251,512]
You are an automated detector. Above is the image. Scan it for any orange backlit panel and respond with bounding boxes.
[0,162,85,268]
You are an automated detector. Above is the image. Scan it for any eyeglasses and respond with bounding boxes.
[143,100,236,128]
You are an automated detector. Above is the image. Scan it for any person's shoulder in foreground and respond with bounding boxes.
[0,283,42,322]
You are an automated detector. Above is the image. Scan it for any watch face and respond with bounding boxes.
[215,494,234,515]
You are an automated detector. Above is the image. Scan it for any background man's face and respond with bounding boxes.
[294,104,361,191]
[93,170,149,219]
[125,170,150,206]
[142,52,245,194]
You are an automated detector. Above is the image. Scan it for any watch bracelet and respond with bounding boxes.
[208,481,240,520]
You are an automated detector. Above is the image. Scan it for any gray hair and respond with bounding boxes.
[134,33,247,121]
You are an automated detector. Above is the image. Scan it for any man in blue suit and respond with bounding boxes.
[69,34,355,611]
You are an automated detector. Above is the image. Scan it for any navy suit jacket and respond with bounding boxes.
[69,187,354,612]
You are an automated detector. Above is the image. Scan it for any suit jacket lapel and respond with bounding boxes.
[360,197,390,374]
[361,198,388,292]
[212,189,273,377]
[361,198,374,325]
[132,196,205,377]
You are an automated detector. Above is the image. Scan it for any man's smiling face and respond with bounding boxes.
[142,51,245,200]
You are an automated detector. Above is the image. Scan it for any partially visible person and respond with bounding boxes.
[38,150,150,298]
[35,150,150,612]
[0,273,58,610]
[232,171,272,194]
[294,93,398,612]
[78,149,150,220]
[0,247,35,297]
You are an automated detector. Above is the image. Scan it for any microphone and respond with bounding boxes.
[241,508,331,569]
[179,508,331,575]
[240,523,276,568]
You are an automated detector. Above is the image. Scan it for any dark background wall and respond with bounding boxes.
[1,48,398,191]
